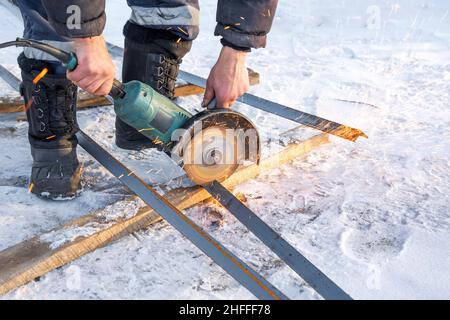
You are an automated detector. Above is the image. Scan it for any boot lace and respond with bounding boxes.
[47,83,77,135]
[154,54,180,99]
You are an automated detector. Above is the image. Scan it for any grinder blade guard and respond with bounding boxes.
[171,109,261,185]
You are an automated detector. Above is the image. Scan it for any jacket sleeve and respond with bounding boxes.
[215,0,278,49]
[41,0,106,38]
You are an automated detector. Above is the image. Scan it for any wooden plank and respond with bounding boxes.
[0,96,23,113]
[0,92,112,115]
[76,91,111,109]
[0,133,329,296]
[174,84,206,97]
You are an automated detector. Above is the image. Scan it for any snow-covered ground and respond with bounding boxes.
[0,0,449,299]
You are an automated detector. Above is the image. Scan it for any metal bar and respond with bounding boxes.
[105,42,367,142]
[106,42,123,59]
[203,180,352,300]
[106,42,125,59]
[76,131,288,300]
[178,70,368,142]
[0,64,20,91]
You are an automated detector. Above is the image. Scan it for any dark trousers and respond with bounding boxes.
[15,0,199,71]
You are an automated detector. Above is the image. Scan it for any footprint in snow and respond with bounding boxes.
[340,224,409,289]
[340,224,408,264]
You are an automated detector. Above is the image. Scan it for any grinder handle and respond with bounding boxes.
[109,79,127,99]
[12,38,127,100]
[62,50,126,99]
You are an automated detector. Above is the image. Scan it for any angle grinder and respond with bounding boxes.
[0,38,261,185]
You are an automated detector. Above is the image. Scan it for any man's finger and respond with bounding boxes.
[216,100,230,109]
[202,82,215,108]
[75,77,99,92]
[227,100,237,108]
[94,79,114,96]
[214,91,228,108]
[66,69,83,83]
[85,79,104,95]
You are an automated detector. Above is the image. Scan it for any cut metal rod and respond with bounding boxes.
[105,42,367,142]
[0,64,20,91]
[204,180,352,300]
[76,131,288,300]
[178,71,368,142]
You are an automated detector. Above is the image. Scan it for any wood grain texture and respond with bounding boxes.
[0,133,329,296]
[0,92,111,114]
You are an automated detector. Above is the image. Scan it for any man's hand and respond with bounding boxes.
[67,36,115,96]
[202,46,250,109]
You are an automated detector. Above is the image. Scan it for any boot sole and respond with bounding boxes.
[31,188,81,201]
[30,165,83,201]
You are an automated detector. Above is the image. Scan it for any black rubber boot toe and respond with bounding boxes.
[30,147,82,200]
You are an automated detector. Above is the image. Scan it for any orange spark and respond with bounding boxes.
[177,27,188,36]
[138,128,154,133]
[28,183,34,193]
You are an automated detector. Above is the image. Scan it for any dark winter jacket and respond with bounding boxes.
[40,0,278,48]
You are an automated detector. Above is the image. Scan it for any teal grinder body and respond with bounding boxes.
[113,80,192,146]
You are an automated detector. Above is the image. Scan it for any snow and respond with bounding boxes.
[0,0,449,299]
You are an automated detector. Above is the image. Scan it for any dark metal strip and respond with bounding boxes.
[76,131,288,300]
[0,64,20,91]
[178,70,368,142]
[105,42,367,142]
[203,180,353,300]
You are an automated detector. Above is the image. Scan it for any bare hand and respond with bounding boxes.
[67,36,115,96]
[202,46,250,109]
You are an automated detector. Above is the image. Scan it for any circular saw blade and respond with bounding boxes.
[171,109,261,185]
[182,125,239,185]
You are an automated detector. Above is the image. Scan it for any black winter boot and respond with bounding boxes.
[115,24,192,151]
[18,53,82,200]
